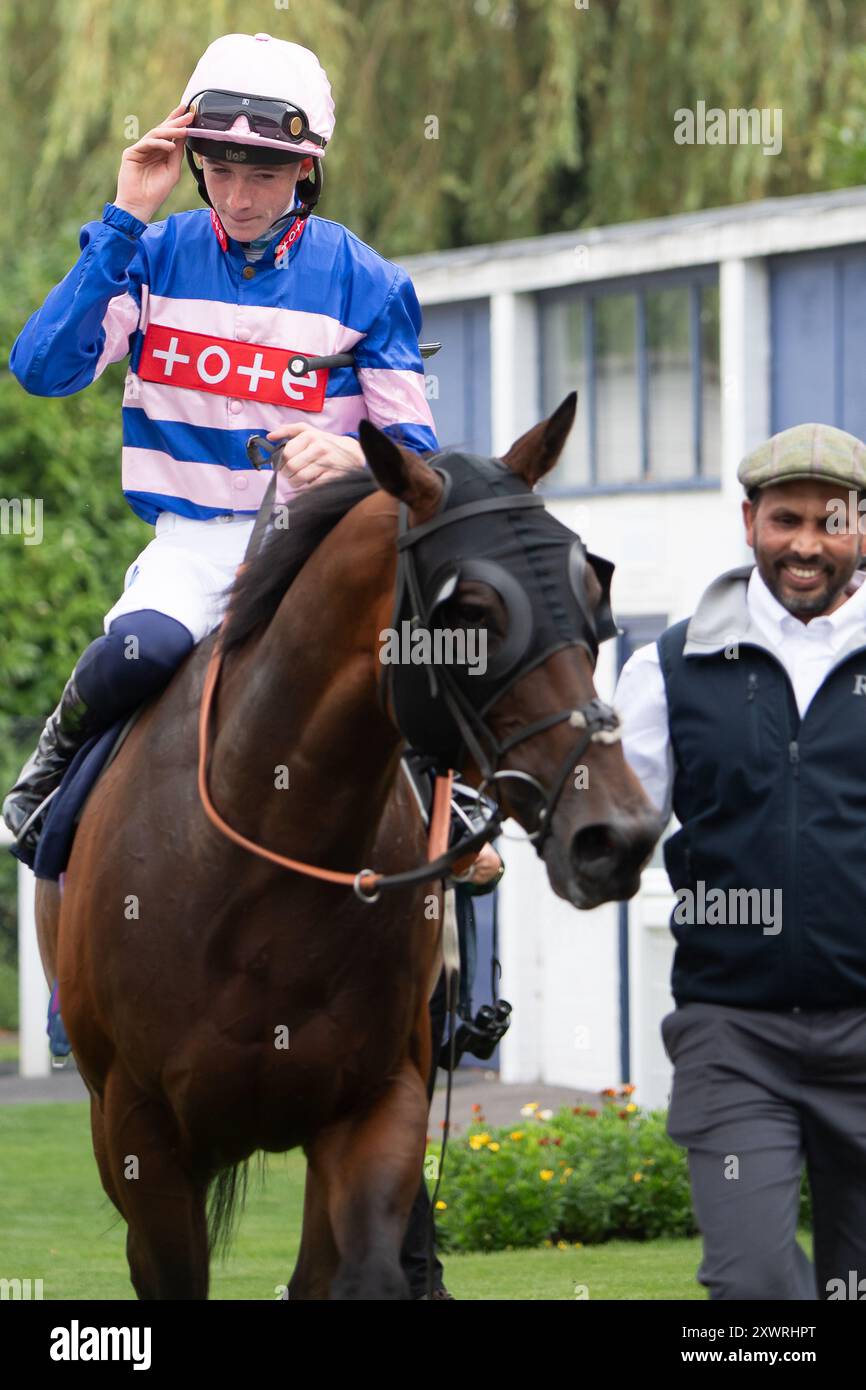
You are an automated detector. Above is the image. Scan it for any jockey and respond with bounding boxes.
[3,32,438,858]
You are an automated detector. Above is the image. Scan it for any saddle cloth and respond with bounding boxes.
[11,711,142,880]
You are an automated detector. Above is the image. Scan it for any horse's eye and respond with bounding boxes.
[455,603,488,625]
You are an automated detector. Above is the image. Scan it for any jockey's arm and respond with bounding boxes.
[266,265,439,486]
[10,204,146,397]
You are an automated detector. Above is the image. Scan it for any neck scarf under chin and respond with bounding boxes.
[239,201,300,263]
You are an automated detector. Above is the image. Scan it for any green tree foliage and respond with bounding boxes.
[0,248,150,724]
[3,0,866,255]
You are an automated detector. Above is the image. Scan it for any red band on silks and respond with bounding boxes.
[209,208,307,262]
[138,323,329,410]
[274,217,307,260]
[210,209,228,251]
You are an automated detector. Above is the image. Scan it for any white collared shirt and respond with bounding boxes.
[614,567,866,820]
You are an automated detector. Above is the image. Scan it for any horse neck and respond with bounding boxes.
[209,495,403,864]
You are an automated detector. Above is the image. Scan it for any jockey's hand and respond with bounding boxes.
[115,106,195,224]
[266,424,367,487]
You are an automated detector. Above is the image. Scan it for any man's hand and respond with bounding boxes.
[266,423,367,488]
[114,106,196,225]
[455,843,504,887]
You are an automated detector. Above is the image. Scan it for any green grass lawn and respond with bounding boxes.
[0,1102,810,1300]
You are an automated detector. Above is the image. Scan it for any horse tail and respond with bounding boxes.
[206,1153,268,1259]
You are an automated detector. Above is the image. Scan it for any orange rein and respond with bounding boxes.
[196,567,454,898]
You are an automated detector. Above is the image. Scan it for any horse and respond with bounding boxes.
[33,394,663,1299]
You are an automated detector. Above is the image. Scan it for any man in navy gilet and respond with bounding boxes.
[616,422,866,1301]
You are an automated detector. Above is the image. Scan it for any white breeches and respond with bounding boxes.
[102,513,257,644]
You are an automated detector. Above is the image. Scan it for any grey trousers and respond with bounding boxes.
[661,1001,866,1301]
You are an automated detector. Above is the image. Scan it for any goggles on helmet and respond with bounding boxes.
[187,89,327,150]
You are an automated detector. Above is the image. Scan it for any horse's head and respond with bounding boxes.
[358,393,664,909]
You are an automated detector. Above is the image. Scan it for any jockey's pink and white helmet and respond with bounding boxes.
[181,32,335,162]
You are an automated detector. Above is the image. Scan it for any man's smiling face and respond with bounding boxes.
[743,479,864,620]
[201,155,313,240]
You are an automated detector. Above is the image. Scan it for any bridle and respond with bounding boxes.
[382,485,622,862]
[197,449,621,901]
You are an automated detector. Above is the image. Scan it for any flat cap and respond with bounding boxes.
[738,422,866,494]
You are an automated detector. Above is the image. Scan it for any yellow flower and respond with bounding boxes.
[632,1172,643,1182]
[509,1131,525,1141]
[573,1242,583,1249]
[520,1102,539,1116]
[557,1240,569,1250]
[469,1132,491,1150]
[488,1142,500,1152]
[435,1200,447,1210]
[625,1102,638,1113]
[539,1169,555,1181]
[564,1167,574,1176]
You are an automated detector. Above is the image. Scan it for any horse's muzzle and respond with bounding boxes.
[546,810,664,908]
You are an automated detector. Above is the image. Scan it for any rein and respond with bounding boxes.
[196,452,620,901]
[196,642,456,899]
[196,465,480,901]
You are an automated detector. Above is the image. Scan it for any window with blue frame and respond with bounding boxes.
[538,270,720,492]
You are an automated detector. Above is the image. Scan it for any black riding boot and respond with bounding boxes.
[1,669,102,858]
[2,610,195,861]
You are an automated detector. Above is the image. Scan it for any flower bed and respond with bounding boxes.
[431,1088,812,1252]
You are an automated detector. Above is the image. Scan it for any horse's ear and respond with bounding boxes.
[501,392,578,487]
[358,420,443,514]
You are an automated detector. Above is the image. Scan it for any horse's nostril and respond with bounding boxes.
[570,815,663,886]
[571,823,618,869]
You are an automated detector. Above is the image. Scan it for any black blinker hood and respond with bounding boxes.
[381,449,617,770]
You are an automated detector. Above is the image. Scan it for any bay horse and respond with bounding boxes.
[34,395,662,1299]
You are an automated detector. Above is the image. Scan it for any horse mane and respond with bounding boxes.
[219,471,381,657]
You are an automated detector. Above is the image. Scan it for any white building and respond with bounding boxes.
[405,186,866,1107]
